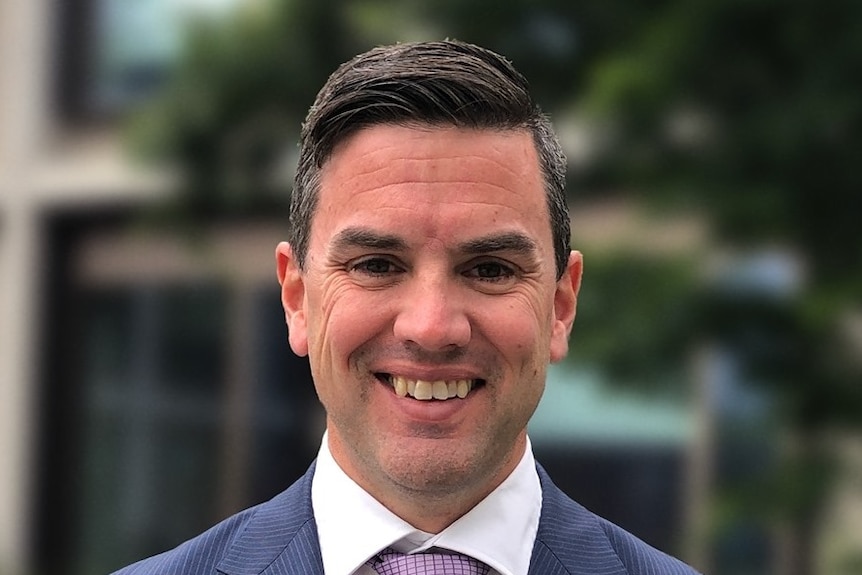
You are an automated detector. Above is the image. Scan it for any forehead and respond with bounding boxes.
[311,124,552,249]
[324,123,540,176]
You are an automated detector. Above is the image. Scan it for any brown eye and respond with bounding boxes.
[469,262,515,281]
[463,260,517,286]
[474,262,512,279]
[350,257,403,277]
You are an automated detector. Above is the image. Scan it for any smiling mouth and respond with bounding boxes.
[377,374,482,400]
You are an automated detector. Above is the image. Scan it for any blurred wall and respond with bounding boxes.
[1,1,58,572]
[0,1,164,572]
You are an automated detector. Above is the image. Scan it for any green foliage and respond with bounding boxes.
[579,3,862,571]
[127,0,371,217]
[581,0,862,269]
[716,447,837,527]
[577,0,862,421]
[566,250,700,390]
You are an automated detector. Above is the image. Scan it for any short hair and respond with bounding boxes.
[290,39,571,278]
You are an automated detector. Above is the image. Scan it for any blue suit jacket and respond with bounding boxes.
[113,463,699,574]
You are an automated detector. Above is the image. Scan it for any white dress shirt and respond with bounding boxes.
[311,432,542,575]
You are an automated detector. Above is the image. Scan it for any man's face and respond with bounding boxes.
[277,124,581,504]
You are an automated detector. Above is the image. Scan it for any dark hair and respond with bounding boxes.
[290,40,570,278]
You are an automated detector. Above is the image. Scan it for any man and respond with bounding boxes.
[114,40,700,575]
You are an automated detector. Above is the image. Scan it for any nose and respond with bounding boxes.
[392,278,471,352]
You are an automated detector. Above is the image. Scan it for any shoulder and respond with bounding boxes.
[111,465,318,575]
[533,464,700,575]
[594,514,700,575]
[110,505,261,575]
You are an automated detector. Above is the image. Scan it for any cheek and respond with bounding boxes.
[309,280,392,366]
[477,295,551,355]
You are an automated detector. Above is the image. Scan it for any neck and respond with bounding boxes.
[379,481,499,534]
[328,433,526,534]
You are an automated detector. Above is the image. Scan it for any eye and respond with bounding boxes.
[350,257,403,277]
[463,260,517,284]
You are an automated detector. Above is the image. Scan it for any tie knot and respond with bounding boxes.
[369,547,491,575]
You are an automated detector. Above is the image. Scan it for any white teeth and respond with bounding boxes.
[394,378,407,397]
[389,376,477,401]
[414,380,433,400]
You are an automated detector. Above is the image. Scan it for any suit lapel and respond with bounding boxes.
[217,462,324,575]
[213,461,635,575]
[528,465,628,575]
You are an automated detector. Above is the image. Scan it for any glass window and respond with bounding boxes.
[247,286,321,503]
[89,0,243,112]
[69,280,319,574]
[75,284,226,574]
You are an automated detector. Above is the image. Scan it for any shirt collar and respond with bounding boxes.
[311,432,542,575]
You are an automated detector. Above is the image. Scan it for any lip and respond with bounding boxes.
[374,373,483,423]
[370,360,486,383]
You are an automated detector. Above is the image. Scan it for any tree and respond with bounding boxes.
[575,2,862,573]
[130,1,862,572]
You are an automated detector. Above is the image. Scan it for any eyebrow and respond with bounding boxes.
[458,232,539,256]
[330,227,538,258]
[330,227,408,252]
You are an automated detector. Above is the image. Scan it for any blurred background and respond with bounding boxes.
[1,0,860,574]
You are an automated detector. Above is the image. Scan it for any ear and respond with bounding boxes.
[275,241,309,357]
[549,250,583,363]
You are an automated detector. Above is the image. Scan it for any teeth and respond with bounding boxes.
[394,378,407,397]
[389,376,476,401]
[414,381,433,400]
[457,379,470,398]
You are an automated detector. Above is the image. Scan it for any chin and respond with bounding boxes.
[379,441,492,493]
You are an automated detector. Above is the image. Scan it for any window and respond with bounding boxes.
[56,0,243,119]
[37,216,320,574]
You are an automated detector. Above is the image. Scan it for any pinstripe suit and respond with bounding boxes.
[112,463,700,575]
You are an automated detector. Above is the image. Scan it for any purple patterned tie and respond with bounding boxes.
[368,547,491,575]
